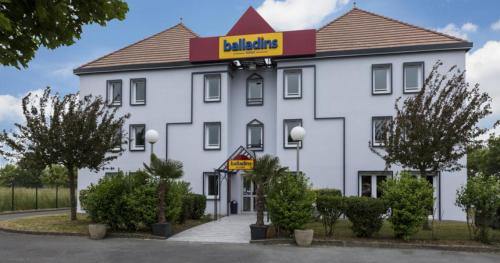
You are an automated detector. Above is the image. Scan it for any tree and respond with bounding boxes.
[0,163,41,187]
[41,165,68,187]
[370,62,494,176]
[468,135,500,177]
[0,88,129,220]
[250,155,288,226]
[143,154,183,224]
[0,0,128,68]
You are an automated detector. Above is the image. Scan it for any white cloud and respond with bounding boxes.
[436,23,478,40]
[467,41,500,134]
[0,89,45,124]
[491,19,500,31]
[256,0,350,31]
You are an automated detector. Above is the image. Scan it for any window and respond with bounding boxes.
[284,119,303,149]
[247,119,264,151]
[106,80,122,106]
[204,122,221,150]
[247,74,263,106]
[204,172,220,199]
[372,64,392,94]
[404,62,424,93]
[129,124,145,151]
[130,78,146,105]
[204,74,221,102]
[358,171,392,198]
[284,69,302,99]
[372,116,391,147]
[112,128,122,152]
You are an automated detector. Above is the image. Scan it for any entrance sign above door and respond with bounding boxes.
[228,159,254,171]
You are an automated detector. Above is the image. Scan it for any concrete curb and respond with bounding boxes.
[0,227,167,240]
[0,208,69,216]
[250,238,500,253]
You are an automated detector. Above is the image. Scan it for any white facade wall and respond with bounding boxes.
[78,50,467,221]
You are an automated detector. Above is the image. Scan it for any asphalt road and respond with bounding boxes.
[0,231,498,263]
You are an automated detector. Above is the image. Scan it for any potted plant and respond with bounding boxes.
[144,154,183,237]
[88,223,107,240]
[249,155,287,240]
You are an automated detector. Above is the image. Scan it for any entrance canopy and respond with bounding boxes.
[216,146,256,173]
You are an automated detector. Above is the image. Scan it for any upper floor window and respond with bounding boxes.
[284,69,302,99]
[247,119,264,151]
[247,74,263,106]
[204,74,221,102]
[403,62,424,93]
[111,128,122,152]
[106,80,122,106]
[372,64,392,95]
[130,124,145,151]
[284,119,303,149]
[204,122,221,150]
[372,116,392,147]
[130,78,146,105]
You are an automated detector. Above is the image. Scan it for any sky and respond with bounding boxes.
[1,0,500,164]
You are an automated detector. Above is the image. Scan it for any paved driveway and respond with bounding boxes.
[0,231,499,263]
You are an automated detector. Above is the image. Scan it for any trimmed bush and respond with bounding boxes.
[343,196,387,237]
[381,172,434,240]
[165,181,191,222]
[315,188,342,198]
[316,194,344,237]
[267,173,316,235]
[190,194,206,219]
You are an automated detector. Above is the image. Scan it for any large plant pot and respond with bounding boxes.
[294,229,314,247]
[88,224,107,240]
[250,224,268,240]
[152,222,173,238]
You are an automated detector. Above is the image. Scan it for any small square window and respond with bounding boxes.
[372,117,391,147]
[204,172,220,199]
[107,80,122,106]
[372,64,392,94]
[204,74,221,102]
[247,120,263,150]
[247,74,263,106]
[284,70,302,99]
[130,78,146,105]
[130,124,145,151]
[404,62,424,93]
[204,122,221,150]
[284,119,303,149]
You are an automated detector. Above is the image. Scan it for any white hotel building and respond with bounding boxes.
[75,7,472,220]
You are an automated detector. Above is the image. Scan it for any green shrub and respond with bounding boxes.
[316,194,344,237]
[456,174,500,243]
[381,172,434,240]
[190,194,206,219]
[267,173,316,235]
[343,196,386,237]
[125,184,157,230]
[165,181,191,222]
[315,188,342,198]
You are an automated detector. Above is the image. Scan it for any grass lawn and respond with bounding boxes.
[0,213,212,236]
[303,219,500,245]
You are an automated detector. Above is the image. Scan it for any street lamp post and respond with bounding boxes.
[290,126,306,175]
[145,129,159,155]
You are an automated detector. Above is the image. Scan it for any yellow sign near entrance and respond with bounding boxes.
[219,32,283,59]
[228,159,254,170]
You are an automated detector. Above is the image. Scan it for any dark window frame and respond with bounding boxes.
[106,79,122,107]
[129,124,146,152]
[111,127,123,153]
[403,62,425,94]
[203,172,220,200]
[246,73,264,106]
[246,119,264,151]
[372,116,392,147]
[283,69,303,99]
[371,63,392,95]
[203,122,222,151]
[203,74,222,103]
[130,78,147,106]
[283,119,303,149]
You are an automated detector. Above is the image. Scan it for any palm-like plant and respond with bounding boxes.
[143,154,183,224]
[250,154,288,226]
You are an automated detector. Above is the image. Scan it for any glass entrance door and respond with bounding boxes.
[242,176,256,212]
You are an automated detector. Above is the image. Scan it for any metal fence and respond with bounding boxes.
[0,186,70,212]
